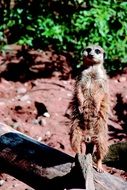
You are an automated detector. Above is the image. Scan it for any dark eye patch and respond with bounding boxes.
[95,49,101,54]
[86,48,91,53]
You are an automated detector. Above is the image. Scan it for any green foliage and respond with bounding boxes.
[0,0,127,73]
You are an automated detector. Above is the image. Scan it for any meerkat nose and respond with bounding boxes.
[88,53,94,59]
[88,54,94,58]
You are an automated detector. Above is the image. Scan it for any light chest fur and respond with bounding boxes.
[78,64,108,97]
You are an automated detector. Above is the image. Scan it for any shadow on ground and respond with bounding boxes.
[109,93,127,141]
[0,46,72,82]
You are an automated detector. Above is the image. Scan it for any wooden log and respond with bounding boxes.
[75,154,95,190]
[0,122,127,190]
[0,123,75,189]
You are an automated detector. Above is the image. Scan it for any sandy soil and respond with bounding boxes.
[0,46,127,189]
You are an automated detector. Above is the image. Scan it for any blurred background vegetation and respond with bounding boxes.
[0,0,127,74]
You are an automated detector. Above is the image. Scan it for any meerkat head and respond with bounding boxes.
[82,45,105,66]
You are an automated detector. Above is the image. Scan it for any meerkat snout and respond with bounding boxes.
[83,45,105,65]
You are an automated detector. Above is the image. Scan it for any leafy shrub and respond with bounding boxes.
[0,0,127,73]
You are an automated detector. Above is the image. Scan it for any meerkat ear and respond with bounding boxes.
[103,52,106,59]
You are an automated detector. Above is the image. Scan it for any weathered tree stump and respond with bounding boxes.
[75,154,95,190]
[0,122,127,190]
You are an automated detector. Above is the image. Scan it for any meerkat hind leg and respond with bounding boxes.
[95,138,108,172]
[95,95,108,172]
[96,159,104,173]
[70,127,83,154]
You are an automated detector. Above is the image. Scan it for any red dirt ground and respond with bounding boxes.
[0,46,127,189]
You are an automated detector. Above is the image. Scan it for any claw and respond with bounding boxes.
[95,159,105,173]
[97,166,104,173]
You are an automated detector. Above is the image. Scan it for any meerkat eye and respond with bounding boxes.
[95,49,101,54]
[86,48,92,53]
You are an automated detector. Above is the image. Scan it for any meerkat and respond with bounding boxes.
[70,44,109,172]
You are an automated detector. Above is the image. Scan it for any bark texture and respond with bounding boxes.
[0,122,127,190]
